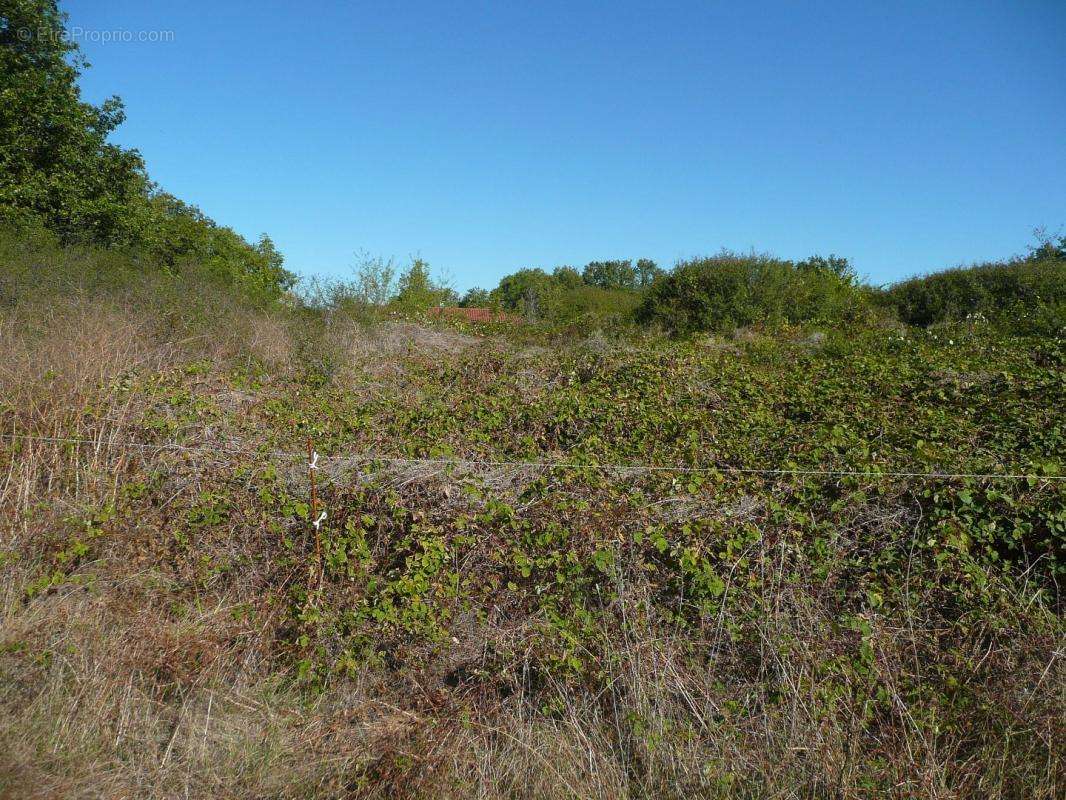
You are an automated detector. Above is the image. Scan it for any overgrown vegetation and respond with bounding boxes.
[475,263,650,328]
[1,230,1063,798]
[635,251,870,334]
[2,3,1064,797]
[882,234,1065,335]
[454,244,1063,337]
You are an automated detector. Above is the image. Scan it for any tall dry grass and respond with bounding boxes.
[2,554,1059,798]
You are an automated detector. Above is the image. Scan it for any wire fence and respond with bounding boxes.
[5,429,1061,597]
[3,432,1063,483]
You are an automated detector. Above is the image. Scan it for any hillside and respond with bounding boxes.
[1,256,1062,798]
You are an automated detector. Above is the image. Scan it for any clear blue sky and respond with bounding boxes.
[67,0,1065,291]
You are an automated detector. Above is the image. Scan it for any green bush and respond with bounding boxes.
[553,284,642,329]
[635,251,869,335]
[884,249,1065,335]
[0,223,288,318]
[489,267,642,328]
[136,193,294,301]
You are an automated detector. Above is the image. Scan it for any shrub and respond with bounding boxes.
[636,251,869,335]
[553,284,642,329]
[0,224,288,320]
[884,247,1065,334]
[134,193,294,301]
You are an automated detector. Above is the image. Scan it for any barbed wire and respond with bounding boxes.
[3,432,1062,482]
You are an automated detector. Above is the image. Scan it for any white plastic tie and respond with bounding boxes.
[309,451,320,471]
[312,510,327,530]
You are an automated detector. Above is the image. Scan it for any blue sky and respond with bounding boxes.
[67,0,1065,291]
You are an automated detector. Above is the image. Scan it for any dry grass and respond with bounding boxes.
[3,557,1058,799]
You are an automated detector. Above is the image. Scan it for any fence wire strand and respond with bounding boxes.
[3,433,1062,482]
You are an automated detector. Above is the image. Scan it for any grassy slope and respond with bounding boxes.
[0,289,1063,798]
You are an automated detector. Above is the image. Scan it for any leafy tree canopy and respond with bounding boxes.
[635,258,663,288]
[0,0,149,244]
[459,287,492,307]
[552,265,583,289]
[491,268,560,320]
[582,259,638,290]
[0,1,295,298]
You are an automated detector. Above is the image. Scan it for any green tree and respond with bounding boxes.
[459,287,492,307]
[552,265,583,289]
[582,260,638,290]
[796,254,856,285]
[0,2,295,298]
[0,1,150,243]
[393,257,455,310]
[635,258,662,288]
[137,192,295,298]
[492,268,560,320]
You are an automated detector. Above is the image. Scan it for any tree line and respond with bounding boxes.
[3,1,1060,335]
[0,0,295,301]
